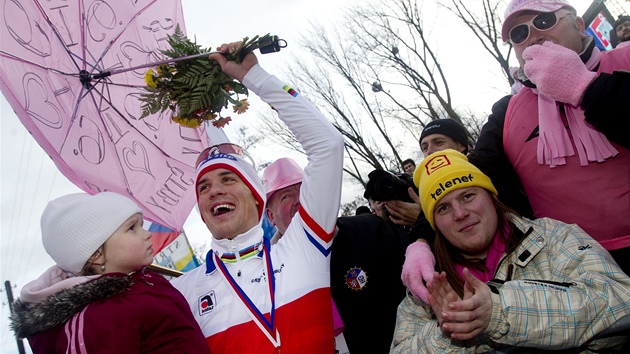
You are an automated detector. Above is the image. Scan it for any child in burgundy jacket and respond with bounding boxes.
[10,192,210,354]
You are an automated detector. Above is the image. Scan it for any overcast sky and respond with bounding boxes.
[0,0,615,352]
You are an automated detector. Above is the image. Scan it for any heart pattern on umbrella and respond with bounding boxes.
[24,73,63,129]
[123,141,153,176]
[0,0,208,230]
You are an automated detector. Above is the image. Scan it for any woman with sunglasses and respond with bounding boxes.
[171,41,344,353]
[468,0,630,277]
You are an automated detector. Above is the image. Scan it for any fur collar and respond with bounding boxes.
[10,275,132,339]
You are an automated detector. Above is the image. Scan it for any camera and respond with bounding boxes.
[364,170,417,203]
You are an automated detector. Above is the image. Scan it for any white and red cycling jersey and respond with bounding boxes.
[172,65,344,354]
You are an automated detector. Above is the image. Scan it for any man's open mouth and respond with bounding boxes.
[213,204,235,216]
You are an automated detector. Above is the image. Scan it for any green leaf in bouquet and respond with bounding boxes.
[139,24,260,127]
[230,82,248,95]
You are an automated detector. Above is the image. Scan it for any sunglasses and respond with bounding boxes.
[195,143,256,169]
[509,9,573,45]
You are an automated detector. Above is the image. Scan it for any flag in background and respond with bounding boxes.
[262,212,277,240]
[149,222,180,254]
[148,222,200,272]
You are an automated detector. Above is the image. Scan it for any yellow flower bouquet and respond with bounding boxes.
[140,25,271,128]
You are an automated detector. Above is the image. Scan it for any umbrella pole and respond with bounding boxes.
[94,35,286,80]
[94,51,217,79]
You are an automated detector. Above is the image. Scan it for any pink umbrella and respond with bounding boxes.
[0,0,209,231]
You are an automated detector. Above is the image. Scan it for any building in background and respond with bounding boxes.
[582,0,630,49]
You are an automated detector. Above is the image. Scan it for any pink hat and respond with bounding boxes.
[262,158,304,200]
[502,0,576,42]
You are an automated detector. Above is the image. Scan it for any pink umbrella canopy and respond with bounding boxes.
[0,0,209,231]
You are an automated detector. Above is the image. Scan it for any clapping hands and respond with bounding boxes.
[427,268,493,341]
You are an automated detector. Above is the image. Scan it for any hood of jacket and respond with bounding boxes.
[10,274,132,339]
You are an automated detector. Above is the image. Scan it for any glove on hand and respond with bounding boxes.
[401,241,436,303]
[523,41,597,106]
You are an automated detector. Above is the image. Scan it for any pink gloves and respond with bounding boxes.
[523,41,597,106]
[401,241,435,303]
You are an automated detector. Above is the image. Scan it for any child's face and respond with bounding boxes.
[101,213,153,274]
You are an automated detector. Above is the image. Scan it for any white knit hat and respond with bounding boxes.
[41,192,143,274]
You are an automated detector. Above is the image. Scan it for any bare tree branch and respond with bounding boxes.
[255,0,511,188]
[441,0,514,85]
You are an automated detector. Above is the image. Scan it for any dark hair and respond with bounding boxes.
[614,15,630,30]
[432,192,523,297]
[419,119,470,154]
[402,158,415,167]
[355,206,371,215]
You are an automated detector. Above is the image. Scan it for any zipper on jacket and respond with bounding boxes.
[487,278,575,294]
[506,264,514,282]
[488,224,533,292]
[494,255,510,281]
[140,267,154,286]
[493,226,535,281]
[522,279,576,288]
[228,239,243,276]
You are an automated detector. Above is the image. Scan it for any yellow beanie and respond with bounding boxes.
[413,149,497,230]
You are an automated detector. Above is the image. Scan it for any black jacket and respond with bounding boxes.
[331,213,413,354]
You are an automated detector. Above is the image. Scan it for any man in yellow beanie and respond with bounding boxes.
[413,150,496,230]
[390,149,630,352]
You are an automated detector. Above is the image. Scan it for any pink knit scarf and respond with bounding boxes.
[535,47,618,167]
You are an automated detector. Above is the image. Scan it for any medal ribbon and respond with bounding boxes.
[213,238,281,349]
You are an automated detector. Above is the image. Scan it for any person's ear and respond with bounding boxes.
[575,16,586,36]
[266,209,277,226]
